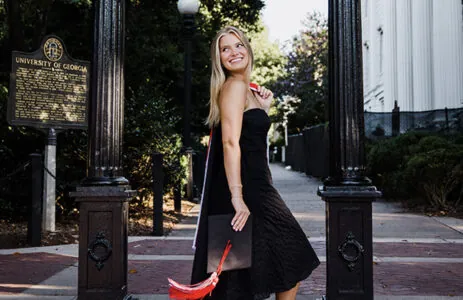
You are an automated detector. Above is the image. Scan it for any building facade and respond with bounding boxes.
[361,0,463,112]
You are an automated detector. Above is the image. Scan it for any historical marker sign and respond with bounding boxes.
[8,35,90,129]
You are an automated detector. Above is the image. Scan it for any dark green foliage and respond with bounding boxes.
[402,137,463,210]
[0,0,265,218]
[123,83,184,206]
[367,132,463,211]
[271,12,328,134]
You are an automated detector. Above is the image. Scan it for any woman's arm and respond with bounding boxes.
[219,79,250,232]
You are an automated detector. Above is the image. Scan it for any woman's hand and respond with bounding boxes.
[252,85,273,112]
[231,196,250,231]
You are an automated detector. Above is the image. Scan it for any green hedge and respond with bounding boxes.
[366,132,463,211]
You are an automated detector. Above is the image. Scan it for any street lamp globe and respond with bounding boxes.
[177,0,200,15]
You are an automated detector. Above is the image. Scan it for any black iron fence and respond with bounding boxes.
[286,124,330,178]
[364,106,463,139]
[286,106,463,177]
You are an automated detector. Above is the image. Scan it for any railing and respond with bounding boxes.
[286,124,330,178]
[285,106,462,178]
[364,105,463,139]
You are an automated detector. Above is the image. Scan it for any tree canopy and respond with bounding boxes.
[0,1,329,219]
[271,12,328,134]
[0,0,267,218]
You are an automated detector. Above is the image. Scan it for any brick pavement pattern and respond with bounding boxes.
[0,252,77,295]
[1,163,463,299]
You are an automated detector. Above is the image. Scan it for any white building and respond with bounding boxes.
[361,0,463,112]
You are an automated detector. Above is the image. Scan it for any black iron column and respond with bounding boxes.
[318,1,381,299]
[85,0,127,186]
[152,152,164,236]
[28,153,43,247]
[183,14,195,202]
[392,101,400,136]
[183,14,194,152]
[70,0,134,299]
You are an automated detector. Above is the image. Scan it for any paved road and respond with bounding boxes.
[1,163,462,299]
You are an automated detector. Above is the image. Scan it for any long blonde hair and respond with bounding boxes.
[206,26,254,127]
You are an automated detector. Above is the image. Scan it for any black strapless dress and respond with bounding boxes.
[191,108,320,300]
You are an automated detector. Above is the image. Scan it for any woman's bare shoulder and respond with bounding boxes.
[221,78,247,93]
[219,79,247,110]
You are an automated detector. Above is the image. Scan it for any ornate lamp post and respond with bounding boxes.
[70,0,134,299]
[178,0,200,202]
[318,0,381,299]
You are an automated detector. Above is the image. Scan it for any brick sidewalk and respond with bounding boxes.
[1,163,463,299]
[1,238,463,297]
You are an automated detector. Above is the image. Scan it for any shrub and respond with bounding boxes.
[366,132,429,198]
[366,132,463,212]
[123,83,188,209]
[403,139,463,211]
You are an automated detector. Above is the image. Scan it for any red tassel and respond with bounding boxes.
[168,240,233,299]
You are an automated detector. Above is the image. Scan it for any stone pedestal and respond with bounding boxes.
[71,186,134,300]
[319,186,381,300]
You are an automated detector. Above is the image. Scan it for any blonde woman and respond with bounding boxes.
[191,26,320,300]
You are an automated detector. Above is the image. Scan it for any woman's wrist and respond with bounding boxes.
[230,185,242,195]
[229,184,242,189]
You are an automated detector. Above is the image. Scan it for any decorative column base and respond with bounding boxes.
[71,186,135,300]
[318,185,381,300]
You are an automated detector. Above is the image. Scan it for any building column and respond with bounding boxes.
[383,0,397,111]
[395,0,413,112]
[432,0,463,109]
[411,0,433,111]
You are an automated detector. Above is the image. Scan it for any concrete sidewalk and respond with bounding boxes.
[1,163,462,299]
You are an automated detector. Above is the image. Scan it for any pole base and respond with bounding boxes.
[71,186,135,300]
[318,184,380,300]
[81,176,129,186]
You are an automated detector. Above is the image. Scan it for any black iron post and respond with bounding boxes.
[70,1,134,299]
[84,0,127,186]
[174,184,182,212]
[318,1,381,299]
[392,101,400,136]
[183,15,194,152]
[152,152,164,236]
[182,14,195,203]
[28,153,43,247]
[445,107,449,131]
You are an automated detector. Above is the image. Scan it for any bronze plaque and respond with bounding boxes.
[8,35,90,129]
